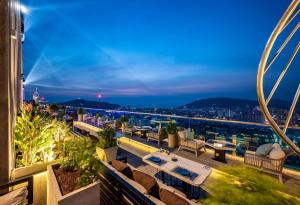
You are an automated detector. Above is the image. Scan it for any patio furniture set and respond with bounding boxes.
[77,119,292,183]
[106,158,200,204]
[143,151,211,199]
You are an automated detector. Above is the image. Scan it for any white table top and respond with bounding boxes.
[133,126,152,131]
[205,140,236,151]
[142,151,211,186]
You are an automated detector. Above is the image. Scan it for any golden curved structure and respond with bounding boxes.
[257,0,300,155]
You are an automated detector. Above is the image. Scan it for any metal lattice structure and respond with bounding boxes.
[257,0,300,156]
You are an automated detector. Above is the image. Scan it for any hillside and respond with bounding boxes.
[180,97,293,110]
[61,99,120,109]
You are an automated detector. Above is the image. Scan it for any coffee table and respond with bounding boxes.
[133,126,152,137]
[205,139,236,163]
[143,151,211,198]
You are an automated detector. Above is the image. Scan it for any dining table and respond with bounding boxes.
[142,151,212,198]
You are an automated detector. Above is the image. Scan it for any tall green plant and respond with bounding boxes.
[14,109,69,167]
[202,166,300,205]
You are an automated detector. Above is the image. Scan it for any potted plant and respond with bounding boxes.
[119,115,129,132]
[115,119,122,130]
[77,108,85,122]
[96,127,118,162]
[166,122,177,148]
[94,113,101,124]
[47,137,101,205]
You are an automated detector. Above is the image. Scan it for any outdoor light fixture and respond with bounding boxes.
[20,4,30,14]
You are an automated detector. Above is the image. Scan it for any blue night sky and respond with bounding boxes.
[23,0,299,108]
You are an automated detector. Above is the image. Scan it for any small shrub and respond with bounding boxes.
[166,122,177,134]
[119,115,129,123]
[97,127,117,149]
[58,137,101,188]
[77,108,85,115]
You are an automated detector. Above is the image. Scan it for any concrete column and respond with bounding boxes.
[0,0,22,183]
[0,0,11,183]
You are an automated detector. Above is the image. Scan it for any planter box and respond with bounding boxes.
[83,114,87,122]
[78,114,83,122]
[168,134,177,148]
[13,162,57,205]
[96,146,118,163]
[47,164,100,205]
[14,161,57,178]
[121,122,128,133]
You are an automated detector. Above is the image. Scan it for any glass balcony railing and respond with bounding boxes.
[71,107,300,170]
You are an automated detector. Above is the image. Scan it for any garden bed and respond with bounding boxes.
[47,164,100,205]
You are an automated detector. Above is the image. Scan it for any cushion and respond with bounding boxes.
[186,129,194,140]
[178,131,186,140]
[255,143,273,156]
[269,144,285,160]
[187,140,197,149]
[159,188,190,205]
[0,187,27,205]
[132,170,159,198]
[111,160,133,179]
[194,139,205,148]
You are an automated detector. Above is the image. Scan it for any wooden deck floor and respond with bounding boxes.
[117,133,300,196]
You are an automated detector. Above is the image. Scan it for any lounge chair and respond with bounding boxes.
[178,130,206,157]
[244,146,292,183]
[123,124,137,136]
[147,129,167,146]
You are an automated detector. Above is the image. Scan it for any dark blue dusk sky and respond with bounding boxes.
[22,0,299,108]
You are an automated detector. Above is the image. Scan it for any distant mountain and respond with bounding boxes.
[180,97,294,110]
[61,99,120,109]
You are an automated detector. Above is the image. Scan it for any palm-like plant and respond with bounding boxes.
[14,109,69,167]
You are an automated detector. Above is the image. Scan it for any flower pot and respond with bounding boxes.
[47,164,100,205]
[97,117,100,126]
[83,114,87,122]
[121,123,127,133]
[96,146,118,163]
[168,134,177,148]
[78,114,83,122]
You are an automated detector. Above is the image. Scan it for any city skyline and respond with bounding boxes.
[23,0,299,107]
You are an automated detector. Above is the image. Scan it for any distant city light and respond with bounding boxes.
[96,93,103,99]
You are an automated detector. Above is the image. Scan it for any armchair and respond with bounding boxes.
[177,130,206,157]
[147,128,167,146]
[244,147,292,183]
